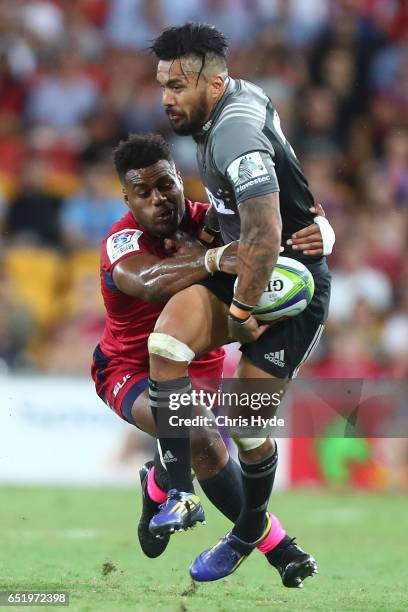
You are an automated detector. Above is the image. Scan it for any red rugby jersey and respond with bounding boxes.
[98,199,224,369]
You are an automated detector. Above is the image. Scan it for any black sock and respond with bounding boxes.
[232,444,278,543]
[199,456,243,523]
[265,535,293,566]
[149,376,194,493]
[153,450,170,492]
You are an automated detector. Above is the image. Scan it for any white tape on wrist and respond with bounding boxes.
[204,248,216,274]
[314,216,335,255]
[204,243,231,274]
[215,243,231,270]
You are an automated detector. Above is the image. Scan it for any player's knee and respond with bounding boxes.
[191,426,225,467]
[148,332,195,363]
[232,437,276,462]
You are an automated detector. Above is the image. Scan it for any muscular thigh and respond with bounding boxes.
[235,355,289,429]
[154,284,230,354]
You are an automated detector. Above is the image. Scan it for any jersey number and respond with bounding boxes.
[205,188,235,215]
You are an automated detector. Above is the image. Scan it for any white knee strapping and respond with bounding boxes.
[148,332,195,363]
[233,437,267,451]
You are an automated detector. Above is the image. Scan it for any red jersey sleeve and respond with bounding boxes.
[101,227,147,274]
[101,201,209,274]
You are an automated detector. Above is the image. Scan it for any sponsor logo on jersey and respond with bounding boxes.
[264,350,285,367]
[106,229,143,264]
[113,374,131,397]
[236,156,265,184]
[236,174,271,193]
[113,233,132,248]
[227,151,272,194]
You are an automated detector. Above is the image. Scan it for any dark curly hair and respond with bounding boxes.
[151,22,228,60]
[151,22,228,79]
[113,133,172,182]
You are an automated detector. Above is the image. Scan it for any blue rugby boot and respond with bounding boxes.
[149,489,205,538]
[190,514,271,582]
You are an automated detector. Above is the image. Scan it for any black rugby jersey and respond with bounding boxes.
[193,77,321,264]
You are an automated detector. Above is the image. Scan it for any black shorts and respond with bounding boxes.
[197,259,331,379]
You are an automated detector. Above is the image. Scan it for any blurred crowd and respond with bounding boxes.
[0,0,407,377]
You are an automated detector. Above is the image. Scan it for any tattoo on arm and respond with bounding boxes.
[235,194,282,306]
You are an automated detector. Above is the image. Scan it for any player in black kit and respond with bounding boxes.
[147,23,333,583]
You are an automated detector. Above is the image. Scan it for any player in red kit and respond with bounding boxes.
[91,133,334,585]
[94,190,225,418]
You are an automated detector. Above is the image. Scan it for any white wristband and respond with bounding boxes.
[314,216,335,255]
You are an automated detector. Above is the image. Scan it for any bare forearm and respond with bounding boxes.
[145,239,244,299]
[235,198,282,306]
[133,255,209,301]
[147,257,209,301]
[218,241,238,274]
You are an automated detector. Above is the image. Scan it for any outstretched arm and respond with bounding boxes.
[113,234,238,303]
[112,199,333,306]
[113,245,208,303]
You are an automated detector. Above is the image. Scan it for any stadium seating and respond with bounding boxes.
[63,250,103,317]
[4,247,62,327]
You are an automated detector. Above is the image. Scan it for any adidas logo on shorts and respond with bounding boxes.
[264,350,285,367]
[163,450,177,463]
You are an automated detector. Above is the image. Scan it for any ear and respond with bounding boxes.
[122,188,129,207]
[211,75,226,98]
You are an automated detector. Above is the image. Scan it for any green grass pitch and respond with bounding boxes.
[0,486,407,611]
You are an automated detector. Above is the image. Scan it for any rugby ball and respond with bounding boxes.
[234,256,315,322]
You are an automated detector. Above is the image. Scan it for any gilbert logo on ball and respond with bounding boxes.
[235,257,315,322]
